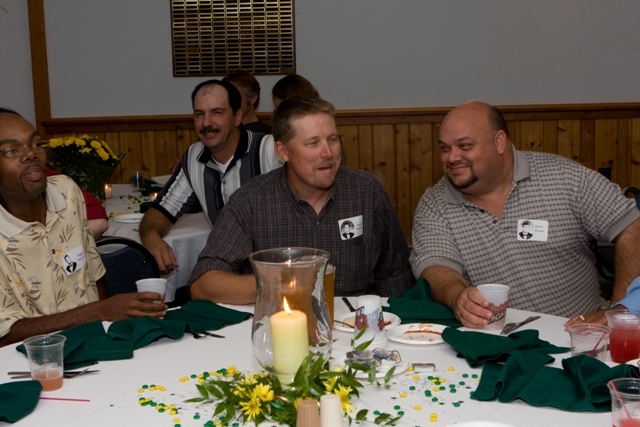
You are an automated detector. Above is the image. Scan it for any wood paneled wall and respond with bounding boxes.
[42,103,640,243]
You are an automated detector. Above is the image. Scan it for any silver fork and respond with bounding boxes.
[9,367,98,379]
[500,316,541,335]
[193,331,225,339]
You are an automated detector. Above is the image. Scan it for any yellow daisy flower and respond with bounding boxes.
[334,384,354,414]
[239,396,262,421]
[323,376,338,392]
[251,383,274,402]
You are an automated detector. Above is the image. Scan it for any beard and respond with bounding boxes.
[446,172,478,190]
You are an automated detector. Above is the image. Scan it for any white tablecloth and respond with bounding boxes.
[0,300,614,427]
[103,184,210,301]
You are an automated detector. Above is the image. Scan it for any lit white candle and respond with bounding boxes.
[104,184,113,199]
[149,192,158,201]
[270,296,308,386]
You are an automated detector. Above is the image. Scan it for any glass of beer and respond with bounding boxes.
[324,264,335,325]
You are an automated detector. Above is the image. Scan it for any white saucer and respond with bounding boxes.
[387,323,447,345]
[112,213,144,224]
[333,312,401,333]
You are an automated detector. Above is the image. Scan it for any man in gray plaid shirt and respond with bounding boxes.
[188,96,413,304]
[410,101,640,327]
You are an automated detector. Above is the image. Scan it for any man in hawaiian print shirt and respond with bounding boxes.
[0,109,166,347]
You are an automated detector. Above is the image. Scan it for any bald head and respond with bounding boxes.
[438,101,513,197]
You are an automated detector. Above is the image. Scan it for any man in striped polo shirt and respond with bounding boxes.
[140,80,283,274]
[410,101,640,327]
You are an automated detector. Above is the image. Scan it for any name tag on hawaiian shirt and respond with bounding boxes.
[517,219,548,242]
[62,245,86,276]
[339,215,363,240]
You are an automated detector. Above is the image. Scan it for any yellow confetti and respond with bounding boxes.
[414,405,422,410]
[400,393,407,398]
[173,418,180,423]
[448,366,455,371]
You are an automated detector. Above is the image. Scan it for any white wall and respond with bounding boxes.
[0,0,36,125]
[4,1,640,120]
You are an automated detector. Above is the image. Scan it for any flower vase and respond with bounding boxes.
[249,247,332,387]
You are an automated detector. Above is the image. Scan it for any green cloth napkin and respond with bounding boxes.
[107,300,252,349]
[472,354,640,412]
[442,328,570,374]
[385,278,462,327]
[140,181,164,196]
[0,380,42,423]
[16,321,134,370]
[139,201,154,213]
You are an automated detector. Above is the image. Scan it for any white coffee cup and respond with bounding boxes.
[352,295,388,348]
[476,284,510,330]
[136,278,166,304]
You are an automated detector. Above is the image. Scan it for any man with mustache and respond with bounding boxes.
[139,80,282,274]
[188,96,413,304]
[410,101,640,328]
[0,109,166,347]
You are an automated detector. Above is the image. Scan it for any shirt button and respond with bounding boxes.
[492,220,497,224]
[222,180,226,185]
[316,221,320,226]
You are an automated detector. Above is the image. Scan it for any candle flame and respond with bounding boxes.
[283,297,291,313]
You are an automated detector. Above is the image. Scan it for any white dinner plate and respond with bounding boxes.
[112,213,144,224]
[446,422,514,427]
[151,175,171,186]
[333,312,401,333]
[387,323,447,345]
[353,359,409,380]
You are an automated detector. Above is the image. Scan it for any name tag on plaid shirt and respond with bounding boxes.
[339,215,363,240]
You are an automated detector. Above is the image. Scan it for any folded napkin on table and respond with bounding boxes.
[138,201,154,213]
[385,278,462,328]
[472,354,640,412]
[442,328,569,374]
[16,321,133,370]
[16,301,251,369]
[0,380,42,423]
[107,300,252,349]
[139,181,164,197]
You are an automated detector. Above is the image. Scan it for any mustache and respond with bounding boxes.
[199,126,219,134]
[22,164,45,177]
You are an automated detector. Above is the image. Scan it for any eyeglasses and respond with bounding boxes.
[0,141,49,158]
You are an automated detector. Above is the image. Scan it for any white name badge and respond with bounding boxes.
[62,245,86,276]
[517,219,548,242]
[339,215,363,240]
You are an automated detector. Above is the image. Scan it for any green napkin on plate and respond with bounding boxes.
[0,380,42,423]
[472,354,640,412]
[107,300,252,349]
[385,278,462,327]
[442,328,570,374]
[16,321,134,370]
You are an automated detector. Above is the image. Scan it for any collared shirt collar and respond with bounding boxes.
[278,164,337,211]
[196,125,249,173]
[0,181,67,237]
[443,145,530,204]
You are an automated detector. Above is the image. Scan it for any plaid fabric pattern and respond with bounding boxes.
[154,128,281,226]
[410,149,640,317]
[189,166,414,297]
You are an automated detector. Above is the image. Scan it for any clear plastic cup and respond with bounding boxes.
[23,334,66,391]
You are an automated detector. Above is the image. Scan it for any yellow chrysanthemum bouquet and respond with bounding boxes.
[187,354,401,426]
[46,135,125,200]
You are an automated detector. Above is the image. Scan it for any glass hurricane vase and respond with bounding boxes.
[249,247,332,386]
